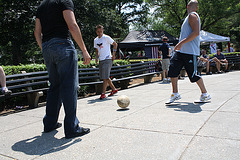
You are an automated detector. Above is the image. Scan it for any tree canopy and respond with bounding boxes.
[0,0,239,65]
[143,0,240,47]
[0,0,148,65]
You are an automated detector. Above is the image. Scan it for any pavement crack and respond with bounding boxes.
[178,92,240,160]
[0,153,17,160]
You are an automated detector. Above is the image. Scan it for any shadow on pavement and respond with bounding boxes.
[12,130,81,156]
[87,97,112,104]
[166,102,205,113]
[116,108,130,112]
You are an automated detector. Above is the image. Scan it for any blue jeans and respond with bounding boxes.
[42,38,80,137]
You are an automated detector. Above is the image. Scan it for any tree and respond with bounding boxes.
[0,0,42,65]
[0,0,148,65]
[145,0,240,40]
[73,0,148,54]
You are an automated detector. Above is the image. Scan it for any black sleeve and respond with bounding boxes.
[159,45,162,51]
[36,7,40,18]
[61,0,74,11]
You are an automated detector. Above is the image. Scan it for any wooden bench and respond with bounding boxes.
[79,61,160,94]
[209,54,240,73]
[0,71,49,108]
[225,54,240,70]
[0,61,160,108]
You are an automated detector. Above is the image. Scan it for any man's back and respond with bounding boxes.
[36,0,74,42]
[159,43,170,59]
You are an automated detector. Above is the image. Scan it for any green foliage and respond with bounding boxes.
[2,64,46,75]
[209,52,240,58]
[0,0,148,65]
[0,0,42,65]
[2,60,130,75]
[73,0,148,54]
[144,0,240,42]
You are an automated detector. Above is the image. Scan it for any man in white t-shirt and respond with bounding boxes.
[94,25,118,99]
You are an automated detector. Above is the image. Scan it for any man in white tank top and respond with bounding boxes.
[166,0,211,104]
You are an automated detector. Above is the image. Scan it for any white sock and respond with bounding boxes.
[173,92,179,96]
[202,93,208,96]
[2,87,7,91]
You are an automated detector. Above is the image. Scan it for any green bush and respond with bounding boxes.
[2,60,130,76]
[209,52,240,58]
[0,59,130,112]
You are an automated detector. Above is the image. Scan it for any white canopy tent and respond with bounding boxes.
[200,30,230,44]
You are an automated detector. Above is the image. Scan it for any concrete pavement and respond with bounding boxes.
[0,71,240,160]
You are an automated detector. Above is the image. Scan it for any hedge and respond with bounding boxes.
[209,52,240,58]
[2,60,130,76]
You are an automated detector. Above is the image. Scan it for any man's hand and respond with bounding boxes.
[112,54,116,61]
[174,41,184,51]
[82,51,91,65]
[95,58,98,65]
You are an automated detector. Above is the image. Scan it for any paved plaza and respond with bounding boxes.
[1,71,240,160]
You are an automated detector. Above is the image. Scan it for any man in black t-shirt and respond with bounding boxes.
[35,0,91,139]
[159,37,171,82]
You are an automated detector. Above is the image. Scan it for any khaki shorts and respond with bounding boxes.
[162,58,170,70]
[99,59,113,79]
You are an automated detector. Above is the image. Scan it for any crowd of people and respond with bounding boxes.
[197,48,229,74]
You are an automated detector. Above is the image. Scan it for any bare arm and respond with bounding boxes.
[34,18,42,51]
[95,49,99,64]
[168,48,172,57]
[174,13,200,51]
[112,41,118,61]
[63,10,91,65]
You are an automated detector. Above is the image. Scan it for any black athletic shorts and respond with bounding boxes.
[168,52,201,83]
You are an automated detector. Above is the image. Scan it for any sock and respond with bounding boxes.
[202,93,208,96]
[2,87,7,91]
[173,92,179,96]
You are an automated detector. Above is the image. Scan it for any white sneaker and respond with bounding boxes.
[165,93,181,104]
[163,78,167,82]
[200,93,211,102]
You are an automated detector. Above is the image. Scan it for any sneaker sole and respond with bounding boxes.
[165,96,181,104]
[195,97,211,103]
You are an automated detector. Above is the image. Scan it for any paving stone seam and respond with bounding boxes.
[0,120,41,134]
[195,135,240,142]
[217,110,240,114]
[178,92,240,160]
[98,124,195,137]
[0,153,16,160]
[1,113,43,119]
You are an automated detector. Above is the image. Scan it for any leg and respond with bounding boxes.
[107,78,116,91]
[168,52,184,93]
[196,78,207,93]
[42,48,62,132]
[216,61,221,71]
[224,60,228,70]
[171,77,178,93]
[206,61,210,73]
[163,70,166,79]
[162,59,167,80]
[0,66,6,88]
[102,79,108,94]
[57,44,82,137]
[213,58,221,72]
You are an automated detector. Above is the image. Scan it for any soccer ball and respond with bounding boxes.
[117,95,130,108]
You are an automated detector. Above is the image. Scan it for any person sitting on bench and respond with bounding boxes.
[197,49,212,75]
[211,49,229,73]
[0,66,12,95]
